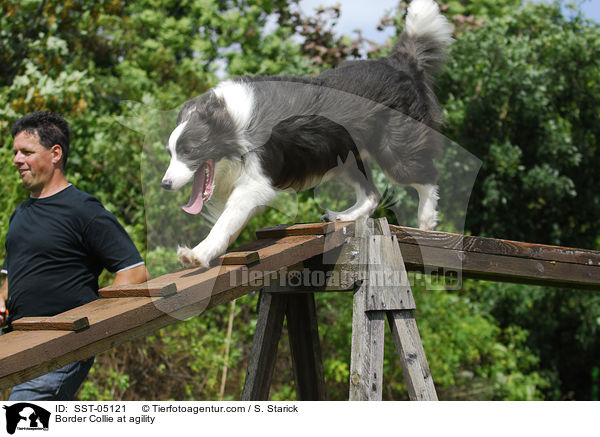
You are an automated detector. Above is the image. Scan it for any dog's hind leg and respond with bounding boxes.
[411,183,439,231]
[178,180,277,268]
[321,167,380,222]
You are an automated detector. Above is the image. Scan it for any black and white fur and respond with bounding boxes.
[161,0,453,268]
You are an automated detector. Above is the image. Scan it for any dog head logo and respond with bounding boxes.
[3,403,50,434]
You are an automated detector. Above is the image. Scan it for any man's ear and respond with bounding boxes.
[50,144,63,166]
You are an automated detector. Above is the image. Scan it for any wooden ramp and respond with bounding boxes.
[0,222,352,391]
[1,219,600,399]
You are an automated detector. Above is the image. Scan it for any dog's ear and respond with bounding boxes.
[115,100,180,149]
[116,100,149,132]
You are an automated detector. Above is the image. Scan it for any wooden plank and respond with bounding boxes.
[397,242,600,289]
[0,225,353,389]
[349,218,386,401]
[241,292,287,401]
[285,293,326,401]
[387,310,437,401]
[256,222,338,239]
[12,316,89,332]
[365,235,416,311]
[355,217,415,311]
[349,303,386,401]
[99,282,177,298]
[390,225,600,267]
[220,251,259,266]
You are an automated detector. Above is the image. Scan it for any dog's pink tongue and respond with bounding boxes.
[182,169,205,215]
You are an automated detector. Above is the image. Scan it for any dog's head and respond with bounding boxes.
[161,91,242,214]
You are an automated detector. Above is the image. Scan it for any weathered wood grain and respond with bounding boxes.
[349,218,386,401]
[387,310,437,401]
[391,225,600,267]
[350,218,437,401]
[397,242,600,289]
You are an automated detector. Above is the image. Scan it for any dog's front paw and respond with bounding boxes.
[321,209,343,222]
[177,246,210,269]
[322,209,367,223]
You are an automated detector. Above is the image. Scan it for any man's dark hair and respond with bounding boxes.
[11,111,71,169]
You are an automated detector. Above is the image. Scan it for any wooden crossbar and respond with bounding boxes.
[256,222,338,239]
[220,251,260,266]
[12,316,89,332]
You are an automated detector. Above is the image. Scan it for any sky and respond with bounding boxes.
[298,0,600,44]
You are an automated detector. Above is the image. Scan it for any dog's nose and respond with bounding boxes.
[161,179,173,190]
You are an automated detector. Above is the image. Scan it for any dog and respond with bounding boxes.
[161,0,453,268]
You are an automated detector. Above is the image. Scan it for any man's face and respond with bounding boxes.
[12,131,61,196]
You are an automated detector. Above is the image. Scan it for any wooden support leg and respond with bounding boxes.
[241,291,287,401]
[387,310,438,401]
[349,309,386,400]
[349,279,386,401]
[349,217,437,401]
[286,293,327,401]
[349,218,385,401]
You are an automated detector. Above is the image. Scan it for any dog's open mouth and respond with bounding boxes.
[182,159,215,215]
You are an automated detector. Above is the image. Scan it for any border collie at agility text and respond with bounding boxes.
[161,0,453,268]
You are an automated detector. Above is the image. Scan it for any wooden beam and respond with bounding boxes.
[387,310,437,401]
[390,225,600,289]
[349,219,386,401]
[390,225,600,266]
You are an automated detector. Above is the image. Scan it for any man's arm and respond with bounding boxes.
[111,264,149,287]
[0,275,7,326]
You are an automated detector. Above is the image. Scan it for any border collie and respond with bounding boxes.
[161,0,453,268]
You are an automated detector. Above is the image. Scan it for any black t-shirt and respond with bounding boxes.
[1,185,143,321]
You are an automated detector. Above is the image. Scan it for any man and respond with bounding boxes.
[0,111,149,400]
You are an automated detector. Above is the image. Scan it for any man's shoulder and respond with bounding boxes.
[62,186,105,209]
[63,185,96,200]
[51,186,110,224]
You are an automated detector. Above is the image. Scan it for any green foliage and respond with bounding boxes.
[438,1,600,247]
[404,282,547,400]
[470,281,600,399]
[432,2,600,399]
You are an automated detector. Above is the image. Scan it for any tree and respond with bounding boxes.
[437,1,600,247]
[435,1,600,399]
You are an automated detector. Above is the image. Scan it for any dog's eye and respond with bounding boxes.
[177,141,192,156]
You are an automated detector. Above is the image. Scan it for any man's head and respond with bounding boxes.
[11,112,71,196]
[11,111,70,170]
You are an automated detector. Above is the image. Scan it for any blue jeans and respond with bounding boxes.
[9,357,95,401]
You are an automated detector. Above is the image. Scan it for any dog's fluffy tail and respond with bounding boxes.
[390,0,453,80]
